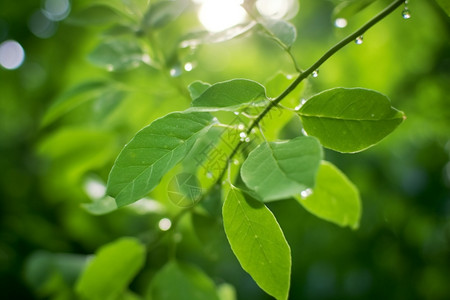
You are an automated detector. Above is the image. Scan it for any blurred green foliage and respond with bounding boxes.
[0,0,449,299]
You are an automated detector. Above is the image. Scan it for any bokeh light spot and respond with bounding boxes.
[0,40,25,70]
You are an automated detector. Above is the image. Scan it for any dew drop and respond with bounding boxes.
[169,66,181,77]
[206,171,213,178]
[245,137,251,143]
[239,132,247,141]
[234,111,240,116]
[402,7,411,19]
[212,117,219,123]
[300,188,313,199]
[334,18,347,28]
[312,69,319,78]
[355,35,363,45]
[238,123,245,131]
[158,218,172,231]
[233,159,240,165]
[294,104,302,111]
[184,62,194,71]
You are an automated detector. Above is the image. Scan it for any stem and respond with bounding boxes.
[217,0,405,182]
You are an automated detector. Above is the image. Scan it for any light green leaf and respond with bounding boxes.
[261,19,297,48]
[67,5,123,26]
[180,22,256,48]
[188,80,211,100]
[297,161,361,229]
[88,38,144,71]
[298,87,405,153]
[106,112,214,207]
[75,237,146,300]
[435,0,450,16]
[191,79,267,111]
[223,188,291,300]
[147,261,219,300]
[241,136,322,201]
[41,80,110,127]
[81,196,118,215]
[142,0,189,29]
[333,0,377,20]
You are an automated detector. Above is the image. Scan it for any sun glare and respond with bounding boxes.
[197,0,246,32]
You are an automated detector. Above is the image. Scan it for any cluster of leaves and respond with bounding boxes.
[31,0,415,299]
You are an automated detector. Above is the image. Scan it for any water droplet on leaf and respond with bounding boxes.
[170,67,181,77]
[355,35,363,45]
[312,69,319,78]
[184,62,194,71]
[234,111,240,116]
[245,137,250,143]
[334,18,347,28]
[300,188,313,199]
[239,132,247,141]
[402,7,411,19]
[206,171,213,178]
[238,123,245,130]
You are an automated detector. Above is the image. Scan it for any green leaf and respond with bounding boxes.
[88,38,144,71]
[296,161,361,229]
[67,5,123,26]
[223,188,291,300]
[262,72,304,140]
[188,80,211,100]
[147,261,219,300]
[333,0,378,20]
[298,87,405,153]
[435,0,450,16]
[25,251,88,290]
[261,19,297,48]
[41,80,109,127]
[76,237,146,300]
[142,0,189,29]
[106,112,214,207]
[191,79,267,111]
[180,22,256,48]
[241,136,322,201]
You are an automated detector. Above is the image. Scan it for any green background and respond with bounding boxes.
[1,0,449,299]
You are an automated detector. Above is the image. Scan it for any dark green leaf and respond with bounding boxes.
[191,79,267,111]
[296,161,361,229]
[88,38,144,71]
[106,112,214,207]
[435,0,450,16]
[298,87,405,153]
[241,136,322,201]
[147,261,219,300]
[143,0,189,29]
[25,251,88,290]
[223,188,291,300]
[75,237,146,300]
[261,19,297,48]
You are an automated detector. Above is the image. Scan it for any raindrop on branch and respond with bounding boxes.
[355,35,363,45]
[311,69,319,78]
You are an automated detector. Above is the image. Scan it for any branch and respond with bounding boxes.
[217,0,406,183]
